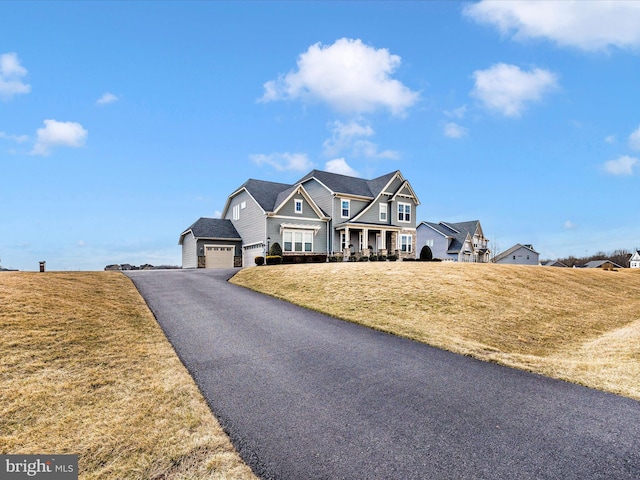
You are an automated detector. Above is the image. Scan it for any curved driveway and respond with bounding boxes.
[126,269,639,480]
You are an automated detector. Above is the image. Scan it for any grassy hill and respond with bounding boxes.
[231,262,640,401]
[0,272,256,480]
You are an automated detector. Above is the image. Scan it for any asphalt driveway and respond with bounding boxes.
[126,269,640,480]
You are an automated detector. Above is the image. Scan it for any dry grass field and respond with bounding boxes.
[0,272,256,480]
[231,262,640,401]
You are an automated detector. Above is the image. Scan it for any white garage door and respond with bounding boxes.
[204,245,234,269]
[243,243,265,268]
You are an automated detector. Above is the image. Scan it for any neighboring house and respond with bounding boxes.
[493,244,539,265]
[179,217,242,268]
[630,250,640,269]
[579,260,624,269]
[416,220,490,263]
[180,169,420,268]
[540,260,568,267]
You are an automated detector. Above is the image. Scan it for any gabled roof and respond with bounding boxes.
[178,217,241,245]
[541,260,568,267]
[239,179,294,212]
[297,169,399,199]
[493,243,539,263]
[418,220,485,254]
[581,260,624,269]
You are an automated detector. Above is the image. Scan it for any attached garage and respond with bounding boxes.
[204,245,235,269]
[179,218,242,269]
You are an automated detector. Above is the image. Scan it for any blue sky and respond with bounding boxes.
[2,1,640,271]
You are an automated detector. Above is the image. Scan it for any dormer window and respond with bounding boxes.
[295,199,303,214]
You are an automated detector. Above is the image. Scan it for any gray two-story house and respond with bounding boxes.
[416,220,490,262]
[179,169,420,268]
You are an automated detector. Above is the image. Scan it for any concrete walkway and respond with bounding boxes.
[126,269,640,480]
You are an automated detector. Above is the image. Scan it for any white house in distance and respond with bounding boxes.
[630,250,640,268]
[493,244,539,266]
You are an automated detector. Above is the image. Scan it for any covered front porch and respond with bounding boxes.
[334,223,413,260]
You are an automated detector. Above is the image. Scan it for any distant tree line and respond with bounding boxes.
[548,249,634,268]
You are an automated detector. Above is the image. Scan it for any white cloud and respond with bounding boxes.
[628,125,640,150]
[31,119,88,156]
[605,134,617,144]
[443,122,468,139]
[444,105,468,119]
[250,152,314,172]
[260,38,419,116]
[564,220,577,230]
[352,140,399,160]
[213,210,222,219]
[471,63,558,117]
[0,52,31,100]
[324,158,359,177]
[464,1,640,52]
[0,131,29,143]
[323,120,399,159]
[603,155,638,176]
[96,92,119,105]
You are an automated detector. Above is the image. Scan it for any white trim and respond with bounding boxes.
[379,203,387,221]
[341,198,350,218]
[282,228,315,253]
[279,223,322,234]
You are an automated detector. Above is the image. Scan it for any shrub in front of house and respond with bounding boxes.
[269,242,283,257]
[369,254,378,261]
[254,256,265,266]
[377,255,386,262]
[402,257,417,261]
[359,256,369,262]
[348,255,357,262]
[266,255,283,265]
[387,254,398,261]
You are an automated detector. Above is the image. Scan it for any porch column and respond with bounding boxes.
[344,227,350,257]
[380,229,386,249]
[363,228,368,251]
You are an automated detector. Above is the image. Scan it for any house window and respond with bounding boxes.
[359,232,364,251]
[241,201,246,209]
[341,232,347,250]
[295,199,303,214]
[341,199,350,218]
[425,239,434,247]
[400,234,412,252]
[283,230,313,252]
[379,203,387,221]
[232,204,240,221]
[398,203,411,223]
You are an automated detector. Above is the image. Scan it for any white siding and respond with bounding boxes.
[181,232,197,268]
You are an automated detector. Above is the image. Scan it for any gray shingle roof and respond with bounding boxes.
[297,169,399,198]
[179,217,241,244]
[420,220,481,254]
[241,179,294,212]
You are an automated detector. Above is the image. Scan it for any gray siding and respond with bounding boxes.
[225,190,266,246]
[266,217,328,253]
[356,195,391,225]
[181,232,197,268]
[385,176,403,193]
[390,199,417,228]
[334,196,369,223]
[302,179,333,217]
[417,225,453,261]
[277,194,319,219]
